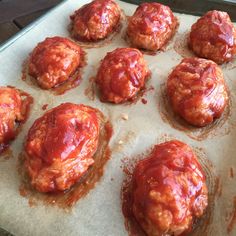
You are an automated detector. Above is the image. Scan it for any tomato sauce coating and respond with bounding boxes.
[28,37,82,89]
[132,140,208,236]
[24,103,100,193]
[70,0,121,42]
[0,87,32,154]
[127,2,178,51]
[167,58,228,127]
[95,48,150,103]
[189,10,236,64]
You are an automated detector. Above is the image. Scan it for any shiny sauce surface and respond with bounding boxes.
[190,10,235,47]
[122,140,208,236]
[28,36,86,94]
[19,104,112,208]
[96,48,150,103]
[0,86,33,154]
[129,3,176,35]
[70,0,121,41]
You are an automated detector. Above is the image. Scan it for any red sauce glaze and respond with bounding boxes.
[189,10,236,64]
[19,112,112,208]
[70,0,121,42]
[127,3,178,51]
[28,36,83,89]
[167,57,229,127]
[24,103,100,193]
[130,140,208,236]
[95,48,150,104]
[0,86,33,154]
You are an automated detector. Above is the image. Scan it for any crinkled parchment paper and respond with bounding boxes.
[0,1,236,235]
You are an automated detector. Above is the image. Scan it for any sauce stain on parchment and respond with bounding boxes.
[141,98,147,104]
[227,197,236,234]
[0,148,14,161]
[84,76,96,101]
[41,104,49,111]
[229,167,235,179]
[120,149,150,236]
[173,31,194,58]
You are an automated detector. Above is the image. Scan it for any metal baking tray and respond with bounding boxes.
[0,0,236,236]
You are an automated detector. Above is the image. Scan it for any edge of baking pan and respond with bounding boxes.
[0,2,68,235]
[0,227,13,236]
[0,0,235,235]
[0,0,68,53]
[120,0,236,21]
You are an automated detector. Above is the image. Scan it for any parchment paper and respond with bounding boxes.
[0,1,236,235]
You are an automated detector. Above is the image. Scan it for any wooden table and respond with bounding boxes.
[0,0,62,44]
[1,0,236,45]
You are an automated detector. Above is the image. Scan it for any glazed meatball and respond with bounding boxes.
[167,58,228,127]
[70,0,121,42]
[28,36,82,89]
[24,103,100,193]
[0,87,31,153]
[132,140,208,236]
[95,48,150,103]
[127,3,177,51]
[189,10,236,64]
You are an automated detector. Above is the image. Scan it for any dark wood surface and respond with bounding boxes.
[1,0,236,45]
[0,0,62,44]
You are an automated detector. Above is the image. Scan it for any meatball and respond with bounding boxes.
[95,48,150,103]
[167,57,228,127]
[189,10,236,64]
[70,0,121,42]
[132,140,208,236]
[28,36,82,89]
[24,103,100,193]
[127,3,177,51]
[0,87,23,152]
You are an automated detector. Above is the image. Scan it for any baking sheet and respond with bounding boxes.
[0,0,236,235]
